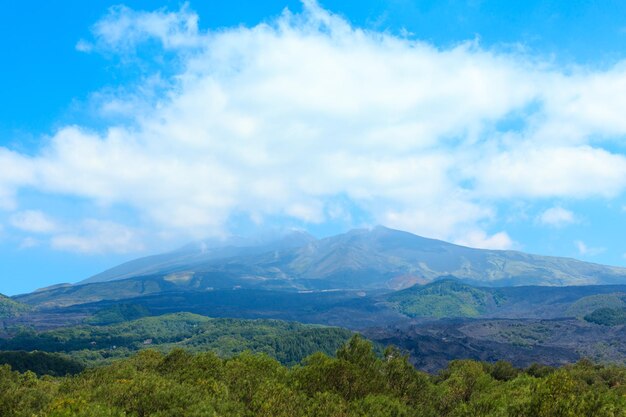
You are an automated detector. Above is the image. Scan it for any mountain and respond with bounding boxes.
[82,226,626,290]
[12,226,626,309]
[8,227,626,377]
[83,230,316,284]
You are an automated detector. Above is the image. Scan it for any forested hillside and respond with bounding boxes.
[1,335,625,417]
[0,313,354,367]
[387,279,502,318]
[0,293,30,318]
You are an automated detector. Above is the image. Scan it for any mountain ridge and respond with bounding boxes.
[83,230,317,284]
[80,225,626,290]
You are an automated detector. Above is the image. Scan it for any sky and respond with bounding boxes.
[3,1,626,295]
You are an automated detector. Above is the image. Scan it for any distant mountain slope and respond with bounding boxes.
[566,293,626,318]
[80,226,626,291]
[14,287,403,330]
[17,271,314,308]
[83,231,316,284]
[384,279,626,319]
[0,293,30,318]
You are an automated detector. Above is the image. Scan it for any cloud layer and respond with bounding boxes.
[2,1,626,252]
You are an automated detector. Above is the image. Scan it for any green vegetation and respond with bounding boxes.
[388,279,502,318]
[0,313,354,367]
[0,351,84,376]
[86,303,151,325]
[567,293,626,318]
[1,335,626,417]
[0,293,31,318]
[584,307,626,326]
[15,277,169,308]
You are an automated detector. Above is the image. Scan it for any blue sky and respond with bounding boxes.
[2,0,626,295]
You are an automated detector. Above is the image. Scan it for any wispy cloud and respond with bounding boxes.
[537,206,576,227]
[50,220,144,254]
[87,3,202,53]
[75,39,93,53]
[575,240,605,256]
[2,2,626,252]
[10,210,58,233]
[455,230,514,250]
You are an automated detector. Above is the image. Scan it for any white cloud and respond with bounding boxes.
[473,146,626,199]
[10,210,58,233]
[2,2,626,252]
[537,206,576,227]
[75,39,93,53]
[50,220,144,254]
[89,3,202,53]
[0,149,35,210]
[454,230,514,250]
[575,240,605,256]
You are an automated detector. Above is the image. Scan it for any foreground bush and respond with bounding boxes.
[1,335,626,416]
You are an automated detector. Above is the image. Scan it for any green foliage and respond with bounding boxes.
[86,303,151,325]
[388,279,502,318]
[0,312,354,368]
[0,351,84,376]
[525,363,556,378]
[0,293,31,318]
[488,360,520,381]
[567,293,626,318]
[584,307,626,326]
[1,336,626,417]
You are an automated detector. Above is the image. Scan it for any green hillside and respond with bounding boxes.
[0,312,354,366]
[85,303,152,325]
[0,351,84,376]
[0,293,30,318]
[584,307,626,326]
[387,279,503,318]
[567,293,626,318]
[15,277,174,308]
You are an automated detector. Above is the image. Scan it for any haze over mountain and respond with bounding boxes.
[81,226,626,291]
[83,230,316,285]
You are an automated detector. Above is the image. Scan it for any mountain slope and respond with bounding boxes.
[78,226,626,292]
[0,293,30,318]
[15,226,626,311]
[83,231,316,284]
[385,279,626,319]
[276,226,626,288]
[566,293,626,318]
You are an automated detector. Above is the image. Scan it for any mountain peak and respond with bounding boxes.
[80,225,626,288]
